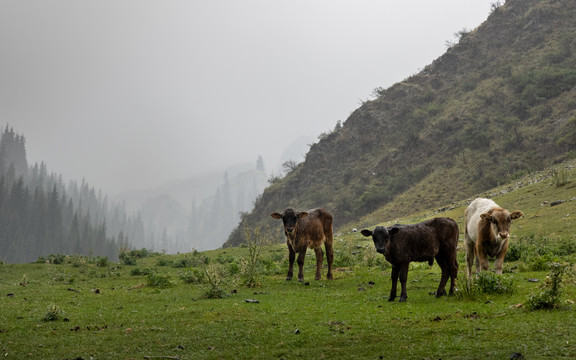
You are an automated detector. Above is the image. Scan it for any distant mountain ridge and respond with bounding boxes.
[115,162,255,213]
[224,0,576,247]
[113,135,314,252]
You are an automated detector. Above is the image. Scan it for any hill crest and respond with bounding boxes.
[225,0,576,247]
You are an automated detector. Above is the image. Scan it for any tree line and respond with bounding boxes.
[0,126,145,263]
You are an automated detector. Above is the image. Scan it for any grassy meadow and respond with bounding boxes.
[1,162,575,359]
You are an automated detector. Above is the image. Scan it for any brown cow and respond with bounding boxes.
[464,198,524,276]
[361,217,459,302]
[271,208,334,281]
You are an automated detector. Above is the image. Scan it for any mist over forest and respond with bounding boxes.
[0,125,311,263]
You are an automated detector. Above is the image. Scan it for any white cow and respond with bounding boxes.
[464,198,523,276]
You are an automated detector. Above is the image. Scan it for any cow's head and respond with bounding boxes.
[271,209,308,239]
[480,208,524,239]
[361,226,398,255]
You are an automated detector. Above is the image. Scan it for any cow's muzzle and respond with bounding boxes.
[376,248,386,255]
[499,232,509,239]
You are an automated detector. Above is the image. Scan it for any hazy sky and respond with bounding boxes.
[1,1,495,195]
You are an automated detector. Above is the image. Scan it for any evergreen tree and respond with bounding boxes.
[256,155,265,172]
[0,126,127,262]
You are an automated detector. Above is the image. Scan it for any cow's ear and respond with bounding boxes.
[510,210,524,220]
[297,211,309,218]
[480,213,492,221]
[360,229,372,237]
[388,227,400,236]
[271,212,283,219]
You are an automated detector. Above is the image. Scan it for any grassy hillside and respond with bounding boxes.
[1,160,575,359]
[225,0,576,247]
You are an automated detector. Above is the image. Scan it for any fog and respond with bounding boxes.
[1,1,495,196]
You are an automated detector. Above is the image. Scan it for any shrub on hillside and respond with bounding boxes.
[526,263,567,310]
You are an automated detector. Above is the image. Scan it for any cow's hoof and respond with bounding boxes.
[399,297,407,302]
[285,277,292,281]
[314,276,321,280]
[433,290,447,298]
[388,297,395,302]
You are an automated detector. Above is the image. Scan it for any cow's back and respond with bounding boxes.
[465,198,497,243]
[429,217,459,249]
[296,208,333,250]
[388,220,446,262]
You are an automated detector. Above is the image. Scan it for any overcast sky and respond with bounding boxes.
[1,1,496,195]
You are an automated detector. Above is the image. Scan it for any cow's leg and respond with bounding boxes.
[476,242,490,272]
[449,271,457,295]
[434,257,449,298]
[464,240,475,277]
[399,263,409,302]
[314,248,323,280]
[286,244,295,281]
[494,241,508,275]
[448,258,458,295]
[296,251,306,282]
[325,242,334,280]
[389,266,399,301]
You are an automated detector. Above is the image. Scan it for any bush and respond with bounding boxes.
[475,271,516,295]
[119,248,161,266]
[551,168,569,187]
[523,254,560,272]
[526,263,567,310]
[130,268,153,276]
[203,264,230,299]
[43,305,65,322]
[146,272,173,289]
[156,258,172,267]
[172,258,194,268]
[46,254,67,265]
[239,226,271,287]
[120,254,137,266]
[96,257,109,268]
[457,272,516,300]
[178,268,205,284]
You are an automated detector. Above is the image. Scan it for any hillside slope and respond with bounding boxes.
[224,0,576,247]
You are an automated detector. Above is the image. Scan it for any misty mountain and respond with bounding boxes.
[225,0,576,247]
[120,161,268,252]
[110,136,314,252]
[272,135,316,176]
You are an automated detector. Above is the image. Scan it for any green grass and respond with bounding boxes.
[1,249,575,359]
[1,162,576,359]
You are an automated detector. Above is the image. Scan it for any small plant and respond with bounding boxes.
[241,226,266,287]
[203,263,229,299]
[146,272,173,289]
[476,271,516,295]
[43,305,65,322]
[47,254,67,264]
[526,262,567,310]
[456,272,516,300]
[523,254,560,271]
[96,256,109,268]
[119,251,137,266]
[551,168,569,187]
[178,268,205,284]
[130,268,153,276]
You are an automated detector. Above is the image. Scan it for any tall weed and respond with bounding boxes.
[551,168,569,187]
[457,271,516,300]
[241,226,266,287]
[203,263,230,299]
[526,262,567,310]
